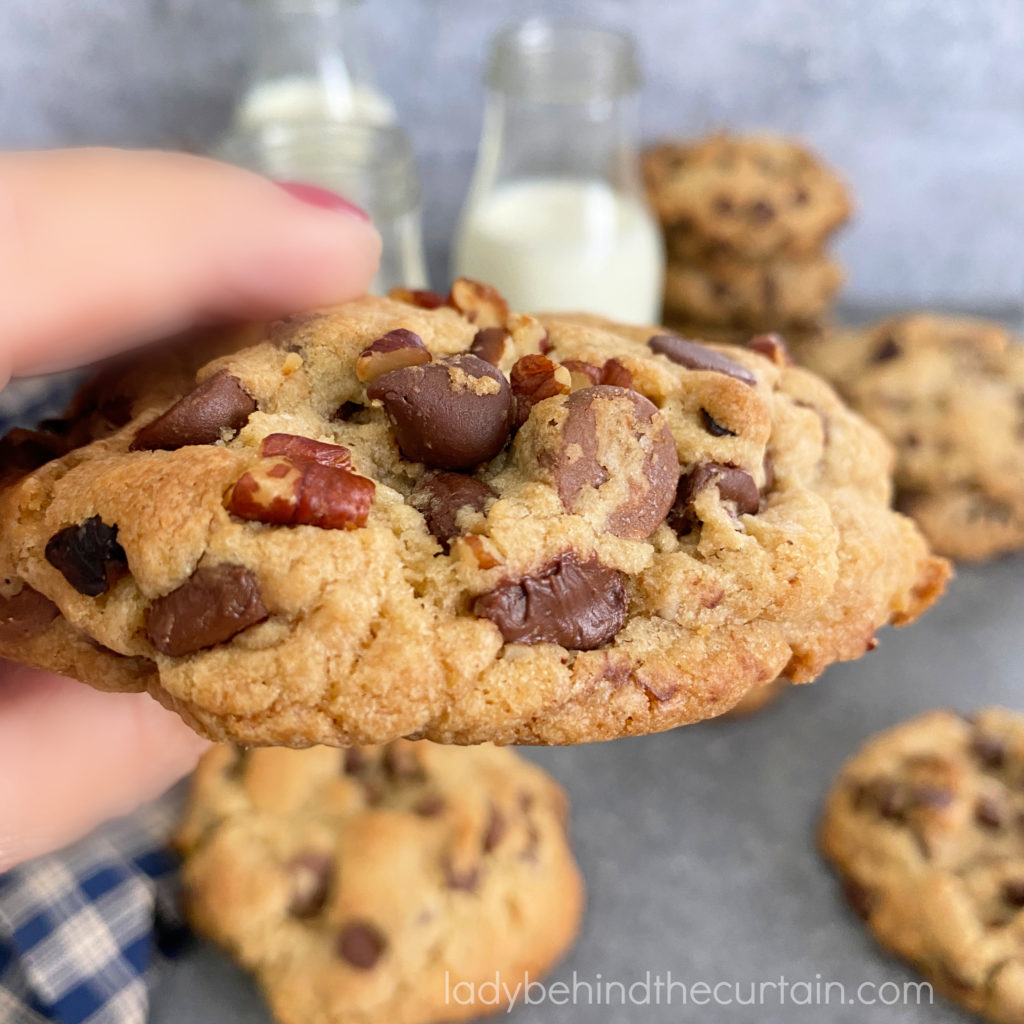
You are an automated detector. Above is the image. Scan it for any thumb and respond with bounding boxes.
[0,147,382,380]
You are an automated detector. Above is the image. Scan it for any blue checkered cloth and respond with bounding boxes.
[0,793,186,1024]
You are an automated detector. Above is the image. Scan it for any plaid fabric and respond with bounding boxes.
[0,793,185,1024]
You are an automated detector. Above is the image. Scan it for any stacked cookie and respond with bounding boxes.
[643,133,851,338]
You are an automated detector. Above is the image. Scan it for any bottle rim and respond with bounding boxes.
[487,18,641,103]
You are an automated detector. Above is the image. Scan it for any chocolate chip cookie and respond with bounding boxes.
[643,134,852,262]
[0,283,949,746]
[176,741,583,1024]
[663,255,843,330]
[820,708,1024,1024]
[794,314,1024,561]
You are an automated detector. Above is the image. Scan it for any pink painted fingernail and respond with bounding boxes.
[277,181,370,221]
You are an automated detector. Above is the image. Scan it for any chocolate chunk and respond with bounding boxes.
[482,805,506,853]
[0,585,60,642]
[668,463,760,535]
[130,371,256,451]
[366,354,513,470]
[337,921,387,969]
[286,852,333,918]
[470,327,512,366]
[544,386,679,540]
[1002,880,1024,907]
[975,796,1006,829]
[971,734,1007,770]
[45,516,129,596]
[410,472,496,551]
[700,409,737,437]
[145,563,268,657]
[747,333,792,366]
[648,334,756,385]
[872,336,902,363]
[472,552,627,650]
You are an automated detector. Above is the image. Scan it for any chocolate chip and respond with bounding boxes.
[700,409,737,437]
[337,921,386,969]
[648,335,756,385]
[343,748,368,775]
[975,796,1006,829]
[472,552,627,650]
[413,793,446,817]
[334,402,364,422]
[971,734,1007,771]
[382,744,425,781]
[541,386,679,540]
[443,858,479,892]
[145,563,269,657]
[0,585,60,642]
[842,878,875,920]
[409,472,496,552]
[712,195,733,216]
[470,327,512,366]
[482,804,506,853]
[44,516,128,596]
[749,200,775,223]
[226,748,251,781]
[0,428,68,487]
[872,337,902,363]
[286,852,333,918]
[748,333,792,366]
[366,355,514,471]
[1002,880,1024,907]
[668,463,760,534]
[130,371,256,451]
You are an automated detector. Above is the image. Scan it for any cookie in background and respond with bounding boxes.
[643,133,851,336]
[793,313,1024,561]
[175,741,584,1024]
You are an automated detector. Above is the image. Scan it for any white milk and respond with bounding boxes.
[239,75,396,129]
[453,177,664,323]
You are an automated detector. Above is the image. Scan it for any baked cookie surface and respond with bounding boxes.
[643,134,851,262]
[176,741,583,1024]
[820,708,1024,1024]
[663,255,843,329]
[0,286,948,745]
[795,314,1024,561]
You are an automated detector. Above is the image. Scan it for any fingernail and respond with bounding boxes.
[277,181,370,221]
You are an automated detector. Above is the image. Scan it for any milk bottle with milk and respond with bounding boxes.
[454,21,664,323]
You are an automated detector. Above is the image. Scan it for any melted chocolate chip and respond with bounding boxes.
[872,337,902,363]
[1002,880,1024,907]
[337,921,387,969]
[145,564,269,657]
[543,386,679,541]
[130,371,256,451]
[975,796,1006,830]
[668,463,760,534]
[45,516,128,596]
[286,852,333,918]
[470,327,511,366]
[366,355,514,470]
[971,734,1007,771]
[700,409,737,437]
[410,472,496,552]
[472,552,627,650]
[648,335,757,385]
[482,804,506,853]
[0,585,60,642]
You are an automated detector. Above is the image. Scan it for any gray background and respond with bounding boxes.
[3,2,1023,1021]
[3,0,1024,309]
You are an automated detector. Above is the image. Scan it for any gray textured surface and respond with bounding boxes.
[3,0,1024,308]
[148,556,1023,1024]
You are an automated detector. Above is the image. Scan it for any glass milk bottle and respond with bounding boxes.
[453,20,664,322]
[237,0,396,129]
